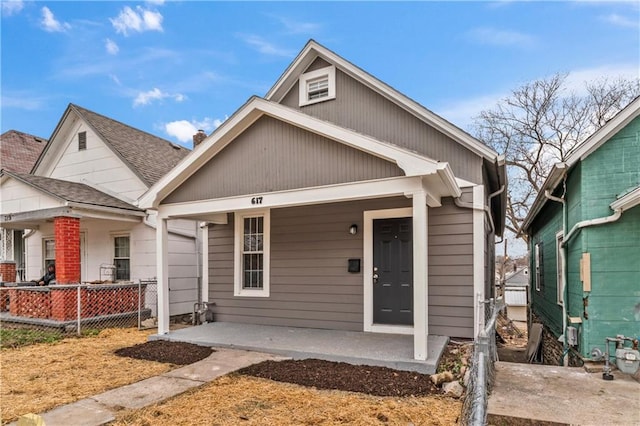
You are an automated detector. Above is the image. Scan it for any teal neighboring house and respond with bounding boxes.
[522,97,640,363]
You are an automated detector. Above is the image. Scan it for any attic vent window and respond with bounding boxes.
[78,131,87,151]
[299,65,336,107]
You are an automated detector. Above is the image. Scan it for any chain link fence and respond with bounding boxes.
[0,280,157,348]
[461,298,506,426]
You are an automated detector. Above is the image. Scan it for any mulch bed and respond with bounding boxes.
[114,340,214,365]
[114,341,450,397]
[237,358,438,397]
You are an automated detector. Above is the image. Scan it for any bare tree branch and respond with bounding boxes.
[474,73,639,242]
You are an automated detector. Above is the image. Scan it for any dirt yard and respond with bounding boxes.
[1,329,465,425]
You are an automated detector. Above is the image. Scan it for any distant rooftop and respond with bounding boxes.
[0,130,47,174]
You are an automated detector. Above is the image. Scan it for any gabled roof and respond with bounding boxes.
[139,97,461,209]
[33,104,190,187]
[522,96,640,232]
[0,130,47,173]
[1,170,142,212]
[266,40,499,162]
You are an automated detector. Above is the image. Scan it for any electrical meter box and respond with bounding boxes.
[566,326,578,346]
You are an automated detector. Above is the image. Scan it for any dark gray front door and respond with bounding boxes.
[373,217,413,325]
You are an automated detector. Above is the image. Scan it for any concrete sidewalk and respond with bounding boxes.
[10,348,285,426]
[487,362,640,425]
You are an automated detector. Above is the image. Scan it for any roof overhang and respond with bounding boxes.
[522,97,640,234]
[610,185,640,212]
[139,97,461,209]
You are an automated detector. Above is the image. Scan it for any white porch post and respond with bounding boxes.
[201,223,209,304]
[472,185,486,337]
[412,189,428,360]
[156,215,170,335]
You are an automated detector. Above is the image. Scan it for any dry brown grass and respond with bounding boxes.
[113,375,462,426]
[0,328,173,424]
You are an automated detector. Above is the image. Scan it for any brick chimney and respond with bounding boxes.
[193,129,207,148]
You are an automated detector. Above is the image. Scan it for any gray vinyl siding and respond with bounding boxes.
[428,191,474,338]
[163,116,404,204]
[281,64,484,184]
[207,195,474,337]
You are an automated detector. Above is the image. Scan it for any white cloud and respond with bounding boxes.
[164,117,227,143]
[133,88,185,106]
[40,6,70,32]
[1,0,23,17]
[563,64,640,94]
[602,13,639,28]
[238,34,294,57]
[110,6,163,36]
[109,74,122,86]
[272,15,321,34]
[105,38,119,55]
[146,0,165,5]
[1,93,46,110]
[467,27,535,47]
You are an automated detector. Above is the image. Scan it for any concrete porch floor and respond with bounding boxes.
[150,322,448,374]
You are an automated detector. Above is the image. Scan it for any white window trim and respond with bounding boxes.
[299,65,336,107]
[43,236,55,272]
[234,209,270,297]
[112,233,131,282]
[556,231,565,306]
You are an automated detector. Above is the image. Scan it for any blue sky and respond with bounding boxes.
[1,1,638,147]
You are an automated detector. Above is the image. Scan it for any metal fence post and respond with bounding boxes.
[76,285,82,336]
[138,280,142,330]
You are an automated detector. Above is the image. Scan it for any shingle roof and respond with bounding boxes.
[3,171,142,212]
[0,130,47,173]
[70,104,190,187]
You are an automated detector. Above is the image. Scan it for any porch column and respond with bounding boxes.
[412,190,428,360]
[156,216,170,334]
[54,216,80,283]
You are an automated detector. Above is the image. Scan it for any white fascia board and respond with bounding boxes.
[139,97,441,209]
[265,41,499,161]
[521,163,568,232]
[158,176,426,219]
[566,97,640,164]
[611,186,640,212]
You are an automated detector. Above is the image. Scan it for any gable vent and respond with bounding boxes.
[78,131,87,151]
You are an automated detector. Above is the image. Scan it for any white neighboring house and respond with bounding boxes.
[504,268,528,322]
[0,104,200,316]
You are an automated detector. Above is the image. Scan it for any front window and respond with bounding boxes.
[114,235,130,281]
[234,210,270,297]
[44,238,55,270]
[535,242,544,292]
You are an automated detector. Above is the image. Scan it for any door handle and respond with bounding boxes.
[373,273,379,283]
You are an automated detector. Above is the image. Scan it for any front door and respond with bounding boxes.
[373,217,413,325]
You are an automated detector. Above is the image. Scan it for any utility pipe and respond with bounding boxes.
[544,186,569,366]
[562,208,623,247]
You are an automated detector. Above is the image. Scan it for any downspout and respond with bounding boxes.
[453,184,505,235]
[562,209,623,245]
[544,181,568,366]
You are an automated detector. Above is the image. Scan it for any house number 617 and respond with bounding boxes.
[251,196,263,205]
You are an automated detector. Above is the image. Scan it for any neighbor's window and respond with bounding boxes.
[44,238,55,270]
[535,242,544,292]
[556,232,565,305]
[78,131,87,151]
[113,235,130,281]
[234,210,270,297]
[299,65,336,107]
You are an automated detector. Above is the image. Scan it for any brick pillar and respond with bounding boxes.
[54,216,81,284]
[0,261,16,282]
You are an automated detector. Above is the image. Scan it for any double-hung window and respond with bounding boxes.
[113,235,130,281]
[44,238,55,270]
[234,210,270,297]
[298,65,336,107]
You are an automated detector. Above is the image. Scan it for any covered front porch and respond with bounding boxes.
[151,322,448,374]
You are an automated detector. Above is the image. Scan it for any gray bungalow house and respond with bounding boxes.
[140,40,506,360]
